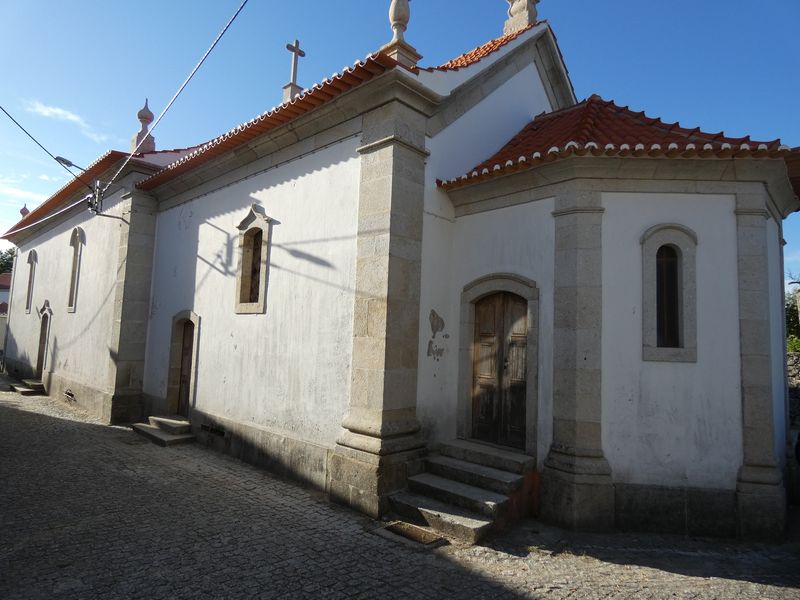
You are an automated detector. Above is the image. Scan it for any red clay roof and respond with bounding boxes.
[137,52,399,191]
[440,95,795,190]
[422,24,537,72]
[3,151,129,239]
[0,272,11,288]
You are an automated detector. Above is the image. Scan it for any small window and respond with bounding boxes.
[25,250,37,314]
[656,245,680,348]
[67,228,85,312]
[235,204,272,314]
[641,224,697,363]
[240,228,263,304]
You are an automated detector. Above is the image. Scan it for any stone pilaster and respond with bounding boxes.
[329,101,428,517]
[107,190,158,423]
[541,187,614,530]
[734,192,786,540]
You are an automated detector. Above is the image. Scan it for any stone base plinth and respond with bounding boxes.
[329,442,424,518]
[737,471,786,541]
[540,447,614,531]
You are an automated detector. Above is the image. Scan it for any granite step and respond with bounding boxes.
[21,379,45,392]
[426,454,525,496]
[439,439,535,474]
[148,415,191,435]
[407,472,509,518]
[131,423,195,447]
[10,384,44,396]
[389,491,494,544]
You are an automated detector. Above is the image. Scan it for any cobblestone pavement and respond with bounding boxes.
[1,385,798,599]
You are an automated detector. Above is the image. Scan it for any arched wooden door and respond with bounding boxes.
[177,320,195,418]
[472,292,527,450]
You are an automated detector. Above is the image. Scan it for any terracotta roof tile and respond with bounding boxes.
[440,95,795,190]
[137,52,399,191]
[421,24,537,72]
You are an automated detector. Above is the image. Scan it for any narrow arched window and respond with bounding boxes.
[67,228,84,312]
[641,224,697,363]
[25,250,37,313]
[656,245,680,348]
[235,204,273,314]
[240,228,263,304]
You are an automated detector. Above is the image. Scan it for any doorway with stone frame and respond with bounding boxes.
[166,311,200,418]
[458,274,539,457]
[34,300,53,380]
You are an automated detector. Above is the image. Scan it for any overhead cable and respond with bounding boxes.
[101,0,251,196]
[0,104,95,193]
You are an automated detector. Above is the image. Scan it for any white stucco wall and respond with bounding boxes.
[5,195,124,391]
[143,138,360,448]
[416,59,553,454]
[767,216,787,469]
[416,197,555,464]
[601,192,742,490]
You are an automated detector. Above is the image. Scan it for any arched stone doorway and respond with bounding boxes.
[166,311,200,418]
[35,300,53,379]
[458,274,539,456]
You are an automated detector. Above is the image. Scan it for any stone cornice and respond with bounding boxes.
[149,69,442,204]
[446,156,798,219]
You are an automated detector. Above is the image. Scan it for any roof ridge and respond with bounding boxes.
[423,22,542,72]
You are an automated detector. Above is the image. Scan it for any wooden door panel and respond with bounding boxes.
[178,321,195,418]
[500,294,527,449]
[472,294,501,444]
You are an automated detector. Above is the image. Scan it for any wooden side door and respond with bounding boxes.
[472,294,502,444]
[177,321,195,418]
[499,293,527,450]
[471,292,527,450]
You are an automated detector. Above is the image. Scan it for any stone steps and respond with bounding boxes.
[132,415,194,447]
[148,415,192,435]
[11,381,45,396]
[389,491,494,544]
[408,472,509,518]
[439,439,535,474]
[389,439,537,545]
[425,454,525,496]
[21,379,45,392]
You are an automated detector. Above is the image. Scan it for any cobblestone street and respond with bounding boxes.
[1,386,798,599]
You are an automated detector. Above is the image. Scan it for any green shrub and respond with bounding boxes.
[788,335,800,353]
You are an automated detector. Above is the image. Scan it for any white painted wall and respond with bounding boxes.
[5,194,124,391]
[416,196,555,464]
[416,59,553,454]
[601,192,742,490]
[767,216,787,469]
[143,138,360,447]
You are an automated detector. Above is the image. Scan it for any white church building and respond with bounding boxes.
[4,0,798,542]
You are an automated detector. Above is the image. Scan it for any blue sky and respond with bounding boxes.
[1,0,798,270]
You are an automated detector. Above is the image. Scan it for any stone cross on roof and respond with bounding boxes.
[282,39,306,103]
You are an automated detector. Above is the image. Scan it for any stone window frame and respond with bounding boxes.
[235,204,273,315]
[641,223,697,363]
[457,273,539,457]
[25,250,37,314]
[166,310,201,415]
[67,227,85,313]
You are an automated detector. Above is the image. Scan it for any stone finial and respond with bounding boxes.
[381,0,421,68]
[504,0,539,35]
[20,204,29,217]
[131,99,156,154]
[389,0,410,43]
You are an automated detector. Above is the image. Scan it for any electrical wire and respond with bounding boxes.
[101,0,251,197]
[0,104,95,193]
